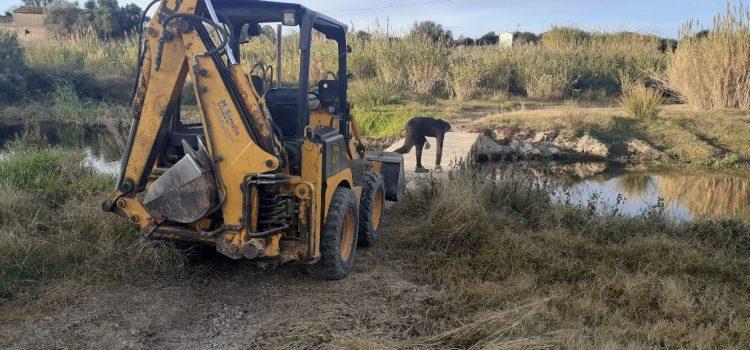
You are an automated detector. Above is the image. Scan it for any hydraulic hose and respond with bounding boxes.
[129,0,163,103]
[160,13,231,57]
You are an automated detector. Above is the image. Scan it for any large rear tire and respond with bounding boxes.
[358,171,385,247]
[310,187,359,280]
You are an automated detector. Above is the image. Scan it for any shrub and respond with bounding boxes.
[665,3,750,109]
[0,30,27,103]
[0,29,24,69]
[516,46,583,99]
[620,83,664,119]
[20,27,668,102]
[24,30,137,78]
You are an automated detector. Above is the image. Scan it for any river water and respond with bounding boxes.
[1,121,748,221]
[504,162,749,221]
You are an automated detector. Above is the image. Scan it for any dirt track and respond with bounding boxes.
[0,246,440,350]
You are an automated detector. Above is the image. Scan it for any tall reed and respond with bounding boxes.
[666,2,750,109]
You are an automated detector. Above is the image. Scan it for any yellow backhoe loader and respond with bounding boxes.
[102,0,405,279]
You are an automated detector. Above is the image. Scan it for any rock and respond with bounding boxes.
[543,147,559,157]
[510,140,521,150]
[532,131,556,143]
[462,126,494,139]
[492,130,509,145]
[574,135,608,158]
[625,139,664,162]
[522,142,534,152]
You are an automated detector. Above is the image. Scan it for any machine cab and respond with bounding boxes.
[217,1,351,145]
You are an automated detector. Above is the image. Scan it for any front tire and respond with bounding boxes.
[358,171,385,247]
[310,187,359,280]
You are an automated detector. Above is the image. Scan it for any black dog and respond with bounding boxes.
[394,117,451,173]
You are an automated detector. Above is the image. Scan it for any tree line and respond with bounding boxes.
[21,0,141,38]
[390,20,679,52]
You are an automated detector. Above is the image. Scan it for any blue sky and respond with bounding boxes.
[2,0,742,38]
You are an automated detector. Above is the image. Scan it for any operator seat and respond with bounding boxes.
[263,88,300,139]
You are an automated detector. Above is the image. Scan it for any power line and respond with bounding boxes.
[321,0,454,13]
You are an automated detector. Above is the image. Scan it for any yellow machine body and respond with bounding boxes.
[102,0,403,267]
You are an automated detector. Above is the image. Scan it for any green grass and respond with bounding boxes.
[0,148,111,202]
[385,166,750,348]
[0,147,183,300]
[354,103,453,137]
[40,83,130,126]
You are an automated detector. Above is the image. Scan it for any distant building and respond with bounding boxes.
[0,6,48,44]
[498,32,514,47]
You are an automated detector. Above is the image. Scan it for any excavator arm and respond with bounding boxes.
[103,0,283,256]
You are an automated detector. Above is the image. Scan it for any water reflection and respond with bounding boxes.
[0,121,124,175]
[502,162,750,221]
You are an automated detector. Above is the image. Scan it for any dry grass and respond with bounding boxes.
[665,3,750,109]
[384,166,750,348]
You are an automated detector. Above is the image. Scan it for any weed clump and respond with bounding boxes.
[620,82,664,119]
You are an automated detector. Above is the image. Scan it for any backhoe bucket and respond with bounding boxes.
[143,139,218,223]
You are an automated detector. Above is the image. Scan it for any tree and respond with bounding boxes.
[44,5,83,35]
[476,31,499,45]
[694,30,710,39]
[513,31,539,45]
[261,24,276,42]
[408,20,453,43]
[455,35,474,46]
[354,30,371,42]
[44,0,141,38]
[22,0,53,7]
